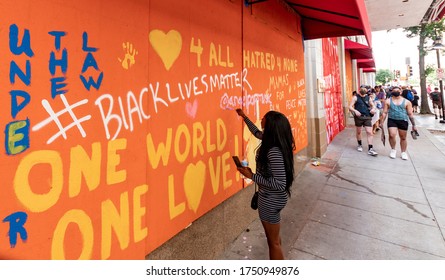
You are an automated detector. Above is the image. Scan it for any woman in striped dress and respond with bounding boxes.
[235,109,295,259]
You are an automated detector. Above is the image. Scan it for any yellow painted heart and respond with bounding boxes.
[183,161,206,213]
[149,29,182,71]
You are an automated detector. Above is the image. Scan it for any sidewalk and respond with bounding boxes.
[220,113,445,260]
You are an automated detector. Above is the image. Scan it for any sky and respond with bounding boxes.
[372,28,438,76]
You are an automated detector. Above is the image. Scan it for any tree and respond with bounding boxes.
[425,63,437,85]
[404,18,445,114]
[375,69,393,85]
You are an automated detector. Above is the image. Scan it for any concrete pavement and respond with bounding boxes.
[219,113,445,260]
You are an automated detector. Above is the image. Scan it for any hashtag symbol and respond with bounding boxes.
[32,95,92,144]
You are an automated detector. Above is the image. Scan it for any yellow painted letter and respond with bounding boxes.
[101,191,130,259]
[107,138,127,185]
[14,150,63,213]
[208,156,221,195]
[146,129,172,169]
[69,142,101,198]
[133,184,148,243]
[174,124,191,163]
[222,152,232,189]
[51,209,94,260]
[216,118,227,151]
[192,121,205,157]
[168,175,185,219]
[209,43,217,67]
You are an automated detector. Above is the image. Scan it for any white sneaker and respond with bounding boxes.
[368,148,378,156]
[389,149,396,159]
[401,152,408,160]
[357,145,363,152]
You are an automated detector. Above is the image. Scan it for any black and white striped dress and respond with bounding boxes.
[243,117,288,224]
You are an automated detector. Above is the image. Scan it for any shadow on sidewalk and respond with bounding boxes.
[220,114,445,260]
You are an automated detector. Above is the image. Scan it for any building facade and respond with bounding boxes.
[0,0,372,259]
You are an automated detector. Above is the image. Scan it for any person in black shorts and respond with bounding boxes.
[411,90,419,113]
[430,87,443,119]
[380,86,418,160]
[235,108,295,260]
[348,87,378,156]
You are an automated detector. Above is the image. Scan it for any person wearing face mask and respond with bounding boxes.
[379,86,418,160]
[349,87,378,156]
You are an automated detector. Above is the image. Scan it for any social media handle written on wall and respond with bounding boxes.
[0,261,443,280]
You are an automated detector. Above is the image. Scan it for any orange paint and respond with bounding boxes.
[0,0,307,259]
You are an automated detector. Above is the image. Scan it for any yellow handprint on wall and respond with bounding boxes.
[118,42,138,70]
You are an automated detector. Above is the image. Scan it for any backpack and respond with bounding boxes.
[406,90,413,101]
[432,92,440,101]
[355,95,372,117]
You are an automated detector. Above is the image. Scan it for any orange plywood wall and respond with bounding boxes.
[0,0,306,259]
[244,1,307,156]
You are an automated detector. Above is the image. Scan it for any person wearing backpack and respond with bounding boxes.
[349,87,378,156]
[430,87,443,119]
[402,86,414,101]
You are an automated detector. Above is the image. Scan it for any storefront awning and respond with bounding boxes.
[357,58,375,69]
[285,0,372,46]
[362,68,376,73]
[428,0,445,22]
[344,39,373,60]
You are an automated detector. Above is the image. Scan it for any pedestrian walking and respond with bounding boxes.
[379,86,418,160]
[348,87,378,156]
[412,91,419,113]
[429,87,443,120]
[377,85,386,103]
[372,90,383,134]
[402,86,414,101]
